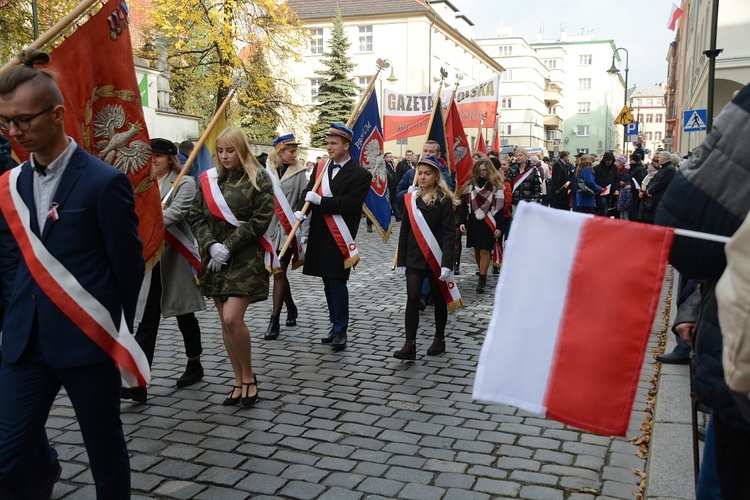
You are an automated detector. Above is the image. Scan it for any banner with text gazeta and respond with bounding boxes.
[382,89,434,142]
[440,75,500,129]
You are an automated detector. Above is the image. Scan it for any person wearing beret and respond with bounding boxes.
[123,138,206,402]
[294,124,372,351]
[263,133,308,340]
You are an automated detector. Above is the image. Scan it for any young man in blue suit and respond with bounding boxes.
[0,49,144,499]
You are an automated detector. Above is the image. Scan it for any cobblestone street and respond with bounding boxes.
[48,218,665,499]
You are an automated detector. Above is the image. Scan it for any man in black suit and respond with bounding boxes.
[296,124,372,350]
[395,149,415,185]
[384,152,400,221]
[550,151,571,210]
[0,50,144,498]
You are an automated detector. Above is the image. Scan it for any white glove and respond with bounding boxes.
[209,243,230,264]
[300,236,308,245]
[293,211,306,222]
[438,267,453,282]
[305,192,322,205]
[396,266,406,276]
[407,185,418,194]
[207,258,223,272]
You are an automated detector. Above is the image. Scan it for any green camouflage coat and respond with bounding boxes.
[189,167,274,300]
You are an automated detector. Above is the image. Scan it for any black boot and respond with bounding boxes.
[264,315,280,340]
[393,340,416,360]
[454,260,461,276]
[286,302,298,326]
[476,275,487,294]
[426,335,445,356]
[176,359,204,387]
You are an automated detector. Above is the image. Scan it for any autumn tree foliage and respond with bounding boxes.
[0,0,80,63]
[137,0,306,142]
[310,9,358,148]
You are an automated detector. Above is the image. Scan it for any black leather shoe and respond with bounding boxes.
[656,352,690,365]
[121,386,147,403]
[264,315,280,340]
[331,332,347,351]
[321,328,337,344]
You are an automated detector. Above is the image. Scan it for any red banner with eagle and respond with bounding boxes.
[10,0,163,266]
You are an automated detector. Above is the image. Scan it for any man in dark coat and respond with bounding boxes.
[628,154,647,220]
[550,151,571,210]
[641,151,676,222]
[655,83,750,497]
[507,147,541,206]
[0,135,19,345]
[297,124,372,351]
[593,151,618,216]
[384,152,400,221]
[395,150,415,185]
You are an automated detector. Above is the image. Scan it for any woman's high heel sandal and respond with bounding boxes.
[222,385,242,406]
[286,303,298,327]
[241,376,259,408]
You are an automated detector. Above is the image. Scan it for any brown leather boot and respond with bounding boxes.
[393,340,416,360]
[426,335,445,356]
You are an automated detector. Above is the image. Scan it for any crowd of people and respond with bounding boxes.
[1,46,749,499]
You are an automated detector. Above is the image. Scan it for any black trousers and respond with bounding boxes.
[135,263,202,366]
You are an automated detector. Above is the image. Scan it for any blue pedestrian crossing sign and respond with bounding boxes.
[683,109,707,132]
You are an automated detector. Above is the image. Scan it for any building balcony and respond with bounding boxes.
[544,86,562,104]
[544,114,563,130]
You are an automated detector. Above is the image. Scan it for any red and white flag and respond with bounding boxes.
[473,202,673,436]
[599,184,611,196]
[668,3,684,30]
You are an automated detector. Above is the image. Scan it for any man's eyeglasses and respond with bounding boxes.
[0,105,54,132]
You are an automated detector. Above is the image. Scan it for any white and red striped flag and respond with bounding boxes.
[473,202,673,436]
[599,184,611,196]
[668,3,684,30]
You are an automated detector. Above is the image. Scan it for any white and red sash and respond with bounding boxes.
[200,168,281,274]
[161,184,201,279]
[266,164,305,270]
[405,193,463,311]
[512,167,534,193]
[314,164,360,269]
[484,212,503,268]
[164,226,201,279]
[0,167,150,387]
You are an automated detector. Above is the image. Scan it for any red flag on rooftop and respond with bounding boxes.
[445,99,473,190]
[31,0,162,265]
[667,3,683,31]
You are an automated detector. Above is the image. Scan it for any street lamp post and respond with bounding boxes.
[376,58,398,122]
[607,47,629,155]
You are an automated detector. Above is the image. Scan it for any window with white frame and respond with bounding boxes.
[499,45,512,56]
[576,125,590,136]
[647,99,653,106]
[577,148,589,155]
[578,102,590,113]
[358,26,372,52]
[310,29,324,54]
[501,98,512,109]
[579,54,592,65]
[638,114,644,122]
[310,78,321,102]
[500,69,513,81]
[645,132,652,140]
[504,124,512,135]
[646,114,653,123]
[655,132,662,141]
[655,114,663,123]
[357,77,368,92]
[578,78,591,90]
[657,98,664,105]
[634,99,641,106]
[543,59,557,69]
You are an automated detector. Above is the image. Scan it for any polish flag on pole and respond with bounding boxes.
[476,128,488,155]
[473,202,674,436]
[668,3,684,31]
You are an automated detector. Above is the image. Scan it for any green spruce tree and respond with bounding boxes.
[311,9,358,147]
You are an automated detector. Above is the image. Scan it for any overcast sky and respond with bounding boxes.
[450,0,679,86]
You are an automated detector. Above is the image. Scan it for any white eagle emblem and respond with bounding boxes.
[453,137,468,165]
[363,139,387,185]
[93,104,151,173]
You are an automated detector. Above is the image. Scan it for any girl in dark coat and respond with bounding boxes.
[459,158,505,293]
[395,156,459,360]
